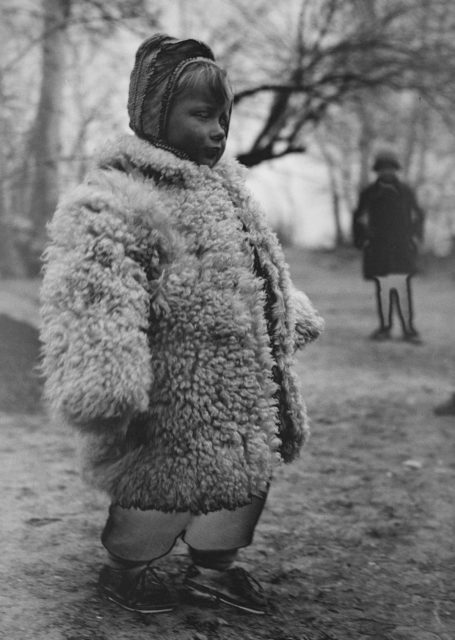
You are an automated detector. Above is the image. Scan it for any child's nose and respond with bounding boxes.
[210,121,226,140]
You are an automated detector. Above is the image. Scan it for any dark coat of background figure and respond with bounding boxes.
[352,163,425,280]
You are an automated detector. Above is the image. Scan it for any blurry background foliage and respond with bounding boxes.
[2,0,455,276]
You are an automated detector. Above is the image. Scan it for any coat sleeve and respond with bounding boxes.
[40,181,156,432]
[290,283,324,350]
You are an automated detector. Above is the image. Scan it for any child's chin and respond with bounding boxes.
[202,151,223,167]
[198,158,218,168]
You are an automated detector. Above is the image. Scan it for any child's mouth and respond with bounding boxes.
[205,147,221,158]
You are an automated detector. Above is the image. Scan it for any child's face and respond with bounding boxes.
[166,82,232,168]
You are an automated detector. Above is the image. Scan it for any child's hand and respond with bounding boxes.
[291,286,325,349]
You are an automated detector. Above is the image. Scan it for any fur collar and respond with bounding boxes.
[94,133,247,189]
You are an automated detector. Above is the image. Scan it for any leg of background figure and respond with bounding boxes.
[370,277,391,339]
[374,277,387,329]
[387,282,395,331]
[391,274,420,340]
[405,274,419,335]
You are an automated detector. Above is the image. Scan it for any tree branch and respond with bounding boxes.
[236,144,306,168]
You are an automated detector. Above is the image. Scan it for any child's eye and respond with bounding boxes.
[220,115,229,132]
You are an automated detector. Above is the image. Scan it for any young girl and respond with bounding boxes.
[352,150,425,343]
[40,33,323,616]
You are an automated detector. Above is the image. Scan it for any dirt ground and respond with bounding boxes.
[1,248,454,640]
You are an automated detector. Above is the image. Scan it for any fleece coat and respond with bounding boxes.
[41,134,323,514]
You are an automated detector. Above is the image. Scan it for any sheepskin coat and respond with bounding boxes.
[41,134,323,514]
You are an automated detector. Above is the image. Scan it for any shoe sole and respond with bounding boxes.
[184,582,266,615]
[100,589,175,614]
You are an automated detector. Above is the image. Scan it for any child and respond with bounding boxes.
[40,34,323,616]
[352,150,425,343]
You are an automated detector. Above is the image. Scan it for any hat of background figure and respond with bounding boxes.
[128,33,216,145]
[372,150,401,172]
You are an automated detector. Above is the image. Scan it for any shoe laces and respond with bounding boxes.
[129,563,166,600]
[229,567,264,595]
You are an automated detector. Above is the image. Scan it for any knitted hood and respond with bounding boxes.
[128,33,216,147]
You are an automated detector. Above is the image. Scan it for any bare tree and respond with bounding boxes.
[231,0,455,167]
[26,0,71,264]
[3,0,455,271]
[0,0,160,275]
[0,73,27,277]
[0,1,42,276]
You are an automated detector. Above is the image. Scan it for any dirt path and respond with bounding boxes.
[1,249,454,640]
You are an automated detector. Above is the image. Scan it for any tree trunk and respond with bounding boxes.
[357,102,374,190]
[316,134,346,247]
[0,141,27,277]
[0,65,27,277]
[27,0,70,272]
[332,190,345,247]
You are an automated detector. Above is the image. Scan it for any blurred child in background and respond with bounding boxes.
[353,150,425,343]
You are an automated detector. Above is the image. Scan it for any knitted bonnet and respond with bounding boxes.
[373,150,401,172]
[128,33,217,145]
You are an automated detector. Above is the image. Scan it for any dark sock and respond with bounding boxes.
[107,553,150,573]
[188,547,238,571]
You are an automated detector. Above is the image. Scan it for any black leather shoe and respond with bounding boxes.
[183,564,268,615]
[98,564,177,613]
